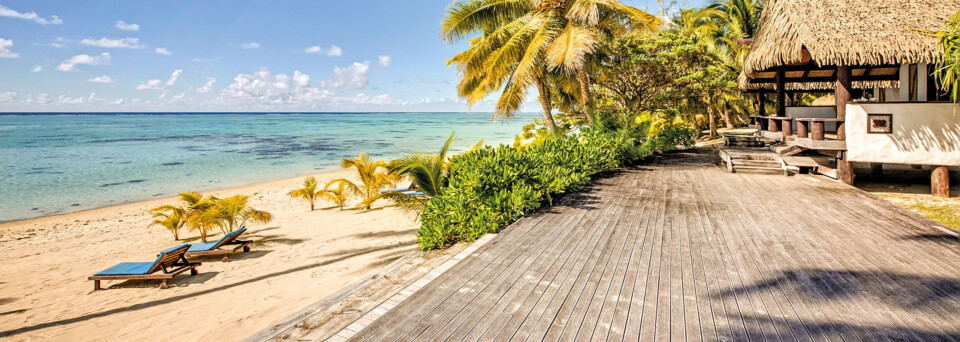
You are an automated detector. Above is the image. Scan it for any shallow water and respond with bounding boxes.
[0,112,530,222]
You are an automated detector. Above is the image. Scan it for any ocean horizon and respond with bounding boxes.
[0,112,532,222]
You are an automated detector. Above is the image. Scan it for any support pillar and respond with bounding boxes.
[835,66,854,185]
[836,66,851,140]
[932,166,950,198]
[776,69,786,117]
[837,152,855,185]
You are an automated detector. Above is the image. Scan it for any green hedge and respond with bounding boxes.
[416,126,694,251]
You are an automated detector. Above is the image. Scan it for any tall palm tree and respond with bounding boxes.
[442,0,661,128]
[335,153,397,210]
[928,11,960,103]
[289,176,321,210]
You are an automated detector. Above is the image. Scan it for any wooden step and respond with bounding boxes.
[732,165,786,175]
[735,160,782,167]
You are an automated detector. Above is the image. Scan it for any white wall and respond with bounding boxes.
[786,106,838,131]
[846,103,960,165]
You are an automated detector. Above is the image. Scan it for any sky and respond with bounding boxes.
[0,0,705,112]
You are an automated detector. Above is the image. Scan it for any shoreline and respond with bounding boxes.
[0,167,349,229]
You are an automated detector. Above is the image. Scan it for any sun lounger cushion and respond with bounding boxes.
[93,262,156,276]
[187,242,220,252]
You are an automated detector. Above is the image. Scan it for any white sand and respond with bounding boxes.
[0,169,421,341]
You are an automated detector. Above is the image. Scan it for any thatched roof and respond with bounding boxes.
[743,0,960,76]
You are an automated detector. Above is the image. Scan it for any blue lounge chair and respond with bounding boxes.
[380,182,416,194]
[184,227,252,262]
[89,244,200,290]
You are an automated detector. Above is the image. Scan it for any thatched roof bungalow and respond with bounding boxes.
[738,0,960,195]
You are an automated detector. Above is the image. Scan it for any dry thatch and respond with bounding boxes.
[744,0,960,76]
[739,73,900,91]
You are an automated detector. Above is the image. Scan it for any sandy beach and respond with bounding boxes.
[0,169,422,341]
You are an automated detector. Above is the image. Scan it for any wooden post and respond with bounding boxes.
[797,120,809,138]
[776,69,786,117]
[837,151,855,185]
[768,117,780,132]
[811,121,825,140]
[781,118,793,137]
[836,66,851,140]
[835,66,854,185]
[932,166,950,197]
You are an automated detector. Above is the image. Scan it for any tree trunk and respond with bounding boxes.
[707,106,717,139]
[576,68,596,126]
[722,108,735,129]
[310,199,315,211]
[534,74,557,133]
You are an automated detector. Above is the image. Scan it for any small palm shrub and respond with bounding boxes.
[289,176,321,210]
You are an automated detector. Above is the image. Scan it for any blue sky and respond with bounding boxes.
[0,0,705,112]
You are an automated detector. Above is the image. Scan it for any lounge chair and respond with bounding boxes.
[184,227,252,262]
[89,244,200,290]
[380,182,416,194]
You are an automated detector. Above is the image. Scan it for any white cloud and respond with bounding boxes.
[58,53,110,72]
[115,20,139,31]
[0,91,17,104]
[57,94,86,105]
[31,65,43,72]
[155,47,172,55]
[216,69,332,107]
[378,55,391,67]
[197,77,216,93]
[80,37,144,49]
[0,38,18,58]
[34,93,50,104]
[353,93,406,106]
[49,37,68,48]
[305,44,342,56]
[137,79,163,90]
[89,75,114,83]
[320,61,370,89]
[192,57,215,63]
[240,42,260,49]
[166,69,182,86]
[0,4,62,25]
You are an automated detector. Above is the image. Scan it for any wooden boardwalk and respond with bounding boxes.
[348,150,960,341]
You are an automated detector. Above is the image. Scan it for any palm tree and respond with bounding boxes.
[927,11,960,103]
[289,176,322,210]
[176,191,217,241]
[386,132,484,216]
[320,179,353,210]
[335,153,397,210]
[209,195,273,234]
[442,0,661,128]
[150,204,186,240]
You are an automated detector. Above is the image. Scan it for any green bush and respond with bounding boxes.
[416,125,695,251]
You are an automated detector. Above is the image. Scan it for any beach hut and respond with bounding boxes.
[740,0,960,196]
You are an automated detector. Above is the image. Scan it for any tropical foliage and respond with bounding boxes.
[441,0,661,131]
[416,125,694,251]
[334,153,398,210]
[289,176,322,210]
[929,11,960,103]
[320,179,353,210]
[150,192,273,242]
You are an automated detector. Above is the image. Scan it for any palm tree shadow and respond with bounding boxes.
[901,233,960,243]
[0,243,413,338]
[714,268,960,311]
[721,314,960,341]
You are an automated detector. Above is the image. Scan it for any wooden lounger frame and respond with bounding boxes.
[89,249,200,291]
[184,240,252,262]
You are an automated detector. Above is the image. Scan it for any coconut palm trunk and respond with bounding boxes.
[707,105,718,139]
[576,68,596,126]
[723,108,735,129]
[534,74,558,133]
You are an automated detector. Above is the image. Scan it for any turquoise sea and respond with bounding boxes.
[0,112,531,222]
